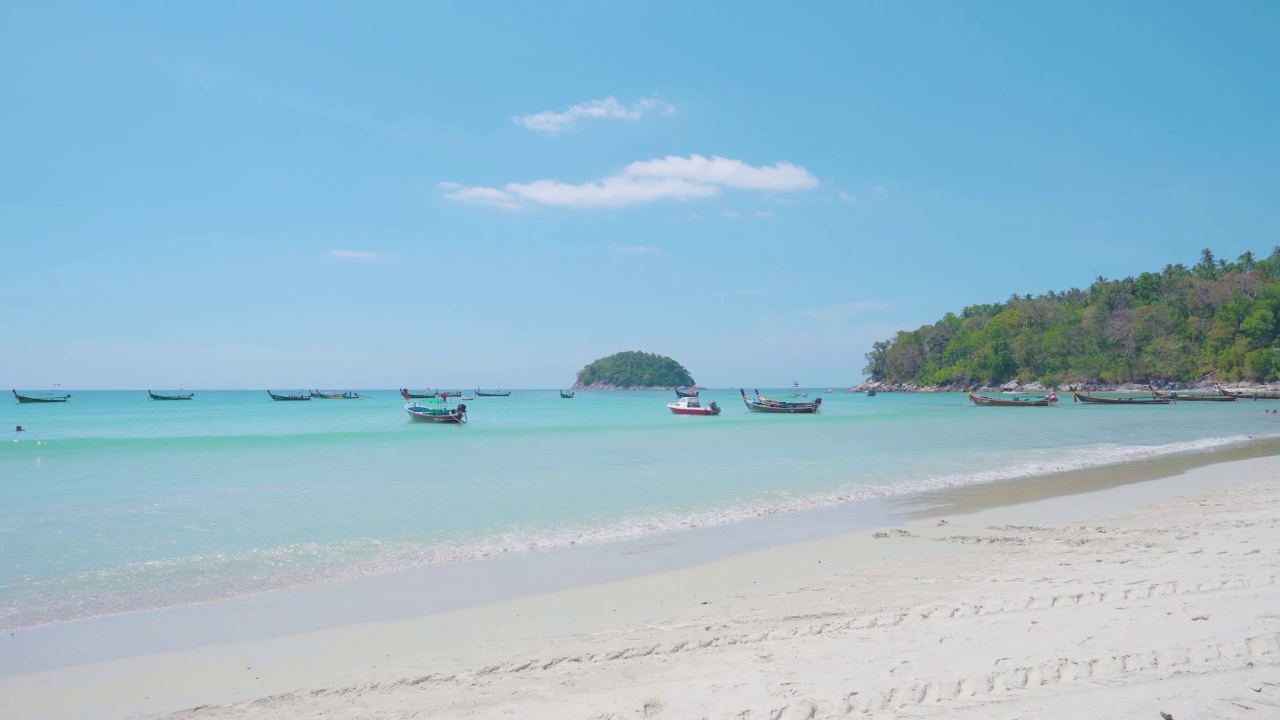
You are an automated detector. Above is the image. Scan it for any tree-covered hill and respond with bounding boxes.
[574,351,695,389]
[865,249,1280,387]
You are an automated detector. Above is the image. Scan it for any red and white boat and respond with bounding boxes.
[668,396,721,416]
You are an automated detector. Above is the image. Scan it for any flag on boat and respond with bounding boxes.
[792,381,799,387]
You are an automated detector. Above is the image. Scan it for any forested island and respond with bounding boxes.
[573,351,696,390]
[864,249,1280,389]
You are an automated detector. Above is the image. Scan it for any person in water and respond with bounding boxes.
[15,425,24,432]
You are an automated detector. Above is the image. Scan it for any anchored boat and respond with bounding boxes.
[669,396,720,416]
[311,390,361,399]
[12,389,70,403]
[968,391,1057,407]
[560,390,575,399]
[405,399,467,424]
[476,388,512,397]
[1072,391,1169,405]
[741,389,822,414]
[401,388,437,400]
[1217,385,1280,400]
[148,390,194,401]
[674,387,699,398]
[267,390,311,401]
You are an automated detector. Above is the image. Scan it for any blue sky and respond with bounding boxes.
[3,1,1279,389]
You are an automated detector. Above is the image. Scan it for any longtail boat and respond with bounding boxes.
[968,392,1053,407]
[311,390,361,399]
[475,388,512,397]
[674,387,699,398]
[1217,385,1280,400]
[405,400,467,424]
[1149,385,1235,402]
[1072,391,1169,405]
[268,390,310,401]
[560,390,575,398]
[12,390,70,403]
[148,390,194,401]
[401,389,437,400]
[741,389,822,414]
[669,396,720,416]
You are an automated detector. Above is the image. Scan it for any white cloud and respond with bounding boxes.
[624,155,818,191]
[836,191,861,204]
[617,245,660,254]
[804,301,891,323]
[872,186,887,194]
[514,96,675,133]
[441,154,818,210]
[508,176,718,208]
[753,210,773,218]
[327,250,379,260]
[722,210,741,219]
[438,183,521,210]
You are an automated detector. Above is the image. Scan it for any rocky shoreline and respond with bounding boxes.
[570,383,700,391]
[847,379,1279,394]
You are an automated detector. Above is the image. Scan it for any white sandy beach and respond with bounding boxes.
[4,454,1280,719]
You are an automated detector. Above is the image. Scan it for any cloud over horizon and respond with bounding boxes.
[514,96,675,133]
[326,250,380,260]
[440,154,819,210]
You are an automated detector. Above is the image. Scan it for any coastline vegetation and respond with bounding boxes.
[575,351,696,389]
[865,248,1280,386]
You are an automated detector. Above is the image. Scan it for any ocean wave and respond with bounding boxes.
[2,433,1271,631]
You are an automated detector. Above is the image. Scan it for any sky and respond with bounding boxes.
[3,1,1279,389]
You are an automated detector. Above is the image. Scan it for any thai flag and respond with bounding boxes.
[792,381,799,388]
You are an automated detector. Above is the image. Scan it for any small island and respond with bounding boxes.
[573,351,696,390]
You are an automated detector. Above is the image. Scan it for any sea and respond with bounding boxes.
[1,388,1274,631]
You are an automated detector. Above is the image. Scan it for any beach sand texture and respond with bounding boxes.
[5,456,1280,719]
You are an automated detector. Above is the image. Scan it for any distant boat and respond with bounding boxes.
[1217,384,1280,400]
[560,390,575,398]
[475,388,512,397]
[311,390,361,399]
[12,389,70,404]
[267,390,311,401]
[968,392,1055,407]
[405,399,467,424]
[668,396,720,416]
[1149,385,1235,402]
[867,389,877,397]
[674,387,699,398]
[148,390,194,401]
[401,389,437,400]
[1072,391,1169,405]
[741,389,822,414]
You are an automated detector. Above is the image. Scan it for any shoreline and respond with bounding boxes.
[3,440,1280,718]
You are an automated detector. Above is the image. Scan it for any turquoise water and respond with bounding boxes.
[1,389,1274,630]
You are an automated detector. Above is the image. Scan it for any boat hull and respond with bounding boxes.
[405,402,467,424]
[12,390,69,403]
[1073,392,1169,405]
[401,389,436,399]
[475,390,512,397]
[560,391,574,398]
[740,389,821,413]
[968,393,1050,407]
[148,391,194,400]
[1217,386,1280,400]
[267,391,310,401]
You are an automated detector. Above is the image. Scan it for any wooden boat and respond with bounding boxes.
[1217,385,1280,400]
[13,389,70,403]
[148,390,194,400]
[674,387,699,398]
[1072,391,1169,405]
[668,396,720,416]
[1149,385,1236,402]
[867,389,877,397]
[268,390,310,401]
[311,390,361,399]
[401,389,437,400]
[741,389,822,414]
[475,388,512,397]
[968,392,1054,407]
[560,390,575,398]
[405,400,467,424]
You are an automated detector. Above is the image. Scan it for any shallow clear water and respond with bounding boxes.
[1,389,1274,630]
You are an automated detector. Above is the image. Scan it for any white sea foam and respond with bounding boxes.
[3,433,1271,631]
